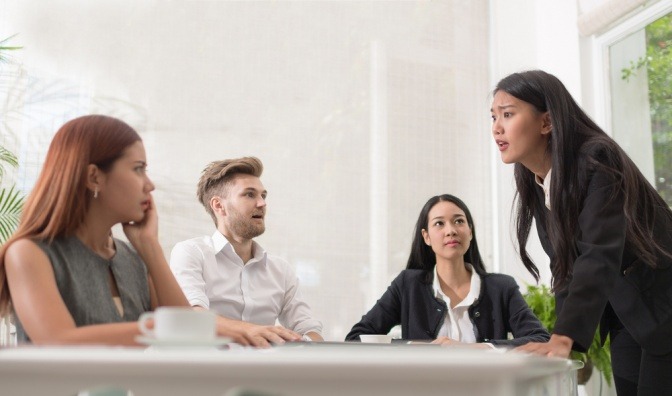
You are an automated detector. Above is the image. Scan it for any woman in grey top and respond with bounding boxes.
[0,115,189,345]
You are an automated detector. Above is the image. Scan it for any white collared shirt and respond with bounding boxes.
[534,168,552,210]
[170,231,322,336]
[432,264,480,343]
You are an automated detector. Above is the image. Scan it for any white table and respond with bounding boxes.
[0,343,580,396]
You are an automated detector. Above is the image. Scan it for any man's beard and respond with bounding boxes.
[227,208,265,240]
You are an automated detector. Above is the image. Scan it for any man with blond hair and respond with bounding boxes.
[170,157,323,345]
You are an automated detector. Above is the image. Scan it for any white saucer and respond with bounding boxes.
[135,336,232,348]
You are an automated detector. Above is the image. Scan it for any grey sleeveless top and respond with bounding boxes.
[15,236,151,343]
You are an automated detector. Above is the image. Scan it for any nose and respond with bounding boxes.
[445,226,457,236]
[492,118,503,136]
[257,196,266,208]
[145,175,156,193]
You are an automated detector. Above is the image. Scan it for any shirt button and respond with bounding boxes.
[474,311,480,318]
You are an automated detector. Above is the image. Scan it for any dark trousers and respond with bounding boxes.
[610,325,672,395]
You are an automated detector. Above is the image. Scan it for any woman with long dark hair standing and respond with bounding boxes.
[491,70,672,394]
[346,194,548,346]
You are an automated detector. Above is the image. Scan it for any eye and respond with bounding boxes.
[503,112,512,118]
[245,192,255,198]
[491,115,496,122]
[455,218,466,225]
[433,220,444,227]
[135,166,147,174]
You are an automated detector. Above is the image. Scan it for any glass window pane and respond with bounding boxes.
[611,13,672,206]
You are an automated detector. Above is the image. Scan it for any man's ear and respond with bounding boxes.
[85,164,102,195]
[211,196,226,217]
[541,112,553,135]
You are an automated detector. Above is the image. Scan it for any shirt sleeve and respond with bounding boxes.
[276,261,323,336]
[492,278,551,347]
[169,241,210,309]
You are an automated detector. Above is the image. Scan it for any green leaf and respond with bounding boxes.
[0,146,19,183]
[0,186,24,245]
[523,284,612,386]
[0,34,23,64]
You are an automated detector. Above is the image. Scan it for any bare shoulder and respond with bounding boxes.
[4,238,51,273]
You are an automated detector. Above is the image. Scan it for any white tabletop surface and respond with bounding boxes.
[0,343,580,396]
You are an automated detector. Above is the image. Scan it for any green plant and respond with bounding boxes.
[0,34,22,64]
[524,285,612,386]
[0,35,25,245]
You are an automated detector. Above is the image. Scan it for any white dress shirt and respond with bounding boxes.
[432,264,480,343]
[534,168,552,210]
[170,231,322,336]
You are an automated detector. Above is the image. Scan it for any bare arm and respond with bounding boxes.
[6,239,142,345]
[305,331,323,341]
[123,195,188,308]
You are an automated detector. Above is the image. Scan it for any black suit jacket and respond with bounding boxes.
[533,168,672,354]
[345,269,550,346]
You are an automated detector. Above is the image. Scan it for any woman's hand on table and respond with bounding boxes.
[514,334,573,358]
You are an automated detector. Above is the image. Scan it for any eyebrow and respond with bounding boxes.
[490,104,517,112]
[430,214,465,221]
[242,187,268,195]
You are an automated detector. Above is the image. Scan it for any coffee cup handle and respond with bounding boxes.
[137,312,155,337]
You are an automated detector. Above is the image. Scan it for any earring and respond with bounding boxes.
[94,187,98,199]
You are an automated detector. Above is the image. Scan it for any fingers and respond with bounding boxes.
[268,326,301,341]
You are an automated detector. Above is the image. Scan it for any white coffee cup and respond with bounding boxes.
[138,307,217,341]
[359,334,393,344]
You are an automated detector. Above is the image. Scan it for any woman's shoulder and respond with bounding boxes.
[480,273,518,289]
[397,269,427,280]
[388,269,430,287]
[3,238,52,271]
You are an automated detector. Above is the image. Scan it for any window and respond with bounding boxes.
[605,9,672,204]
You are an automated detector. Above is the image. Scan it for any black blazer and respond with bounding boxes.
[345,269,550,347]
[533,168,672,354]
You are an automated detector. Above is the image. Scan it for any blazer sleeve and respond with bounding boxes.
[553,169,626,352]
[489,277,550,347]
[345,272,404,341]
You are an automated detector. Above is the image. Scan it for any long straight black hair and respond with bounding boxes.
[494,70,672,290]
[406,194,487,282]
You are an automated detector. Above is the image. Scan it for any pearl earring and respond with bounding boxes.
[94,187,99,199]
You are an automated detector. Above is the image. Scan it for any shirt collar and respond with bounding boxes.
[432,263,481,308]
[534,168,552,210]
[211,230,267,265]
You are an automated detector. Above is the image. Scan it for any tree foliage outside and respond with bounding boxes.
[621,13,672,205]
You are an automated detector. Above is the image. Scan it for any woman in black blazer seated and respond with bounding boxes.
[346,194,549,348]
[491,70,672,395]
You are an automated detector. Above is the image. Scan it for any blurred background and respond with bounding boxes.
[1,1,670,392]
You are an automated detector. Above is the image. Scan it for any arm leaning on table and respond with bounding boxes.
[5,201,190,346]
[345,272,404,341]
[276,256,323,341]
[170,240,301,347]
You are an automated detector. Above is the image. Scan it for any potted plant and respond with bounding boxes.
[524,284,612,386]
